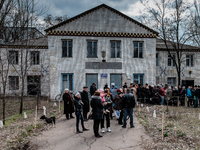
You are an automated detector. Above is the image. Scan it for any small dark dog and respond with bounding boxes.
[40,115,56,130]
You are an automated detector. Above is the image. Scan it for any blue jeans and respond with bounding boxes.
[123,108,134,127]
[160,96,164,105]
[194,97,198,108]
[75,111,84,131]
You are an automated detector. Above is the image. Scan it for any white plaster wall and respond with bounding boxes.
[156,51,200,86]
[49,35,156,99]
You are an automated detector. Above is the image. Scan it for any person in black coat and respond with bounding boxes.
[74,92,89,133]
[81,86,90,120]
[62,88,74,119]
[91,91,106,138]
[90,83,97,96]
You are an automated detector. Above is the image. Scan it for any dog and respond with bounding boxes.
[40,115,56,130]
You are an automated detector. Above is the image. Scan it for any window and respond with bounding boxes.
[133,74,144,85]
[31,51,39,65]
[168,54,175,66]
[87,41,97,58]
[133,42,143,58]
[62,74,74,91]
[167,77,176,86]
[156,53,159,66]
[186,55,193,67]
[62,40,72,57]
[9,51,18,64]
[9,76,19,90]
[111,41,120,58]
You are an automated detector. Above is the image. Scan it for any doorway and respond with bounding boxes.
[110,74,122,88]
[27,76,41,95]
[86,74,98,91]
[182,80,194,88]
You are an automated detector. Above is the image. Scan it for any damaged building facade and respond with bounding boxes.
[0,4,200,100]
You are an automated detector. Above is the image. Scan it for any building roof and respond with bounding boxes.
[156,38,200,52]
[44,4,159,35]
[0,36,48,49]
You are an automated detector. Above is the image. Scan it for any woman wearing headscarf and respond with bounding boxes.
[63,88,74,119]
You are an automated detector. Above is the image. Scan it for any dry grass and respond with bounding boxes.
[0,99,64,150]
[135,104,200,150]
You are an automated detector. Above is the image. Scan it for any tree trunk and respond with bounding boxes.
[19,78,24,114]
[3,96,5,125]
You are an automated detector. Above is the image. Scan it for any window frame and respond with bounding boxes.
[62,40,73,58]
[167,77,176,86]
[9,51,18,64]
[110,40,121,58]
[168,54,176,67]
[9,76,19,90]
[133,42,143,58]
[156,53,159,66]
[61,73,74,92]
[87,40,98,58]
[133,74,144,85]
[186,55,194,67]
[31,51,40,65]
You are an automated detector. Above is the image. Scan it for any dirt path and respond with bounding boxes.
[30,113,152,150]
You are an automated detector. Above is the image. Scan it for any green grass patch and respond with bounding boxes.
[164,132,168,137]
[5,110,33,126]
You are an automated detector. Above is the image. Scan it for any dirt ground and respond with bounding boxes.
[0,99,64,150]
[134,104,200,149]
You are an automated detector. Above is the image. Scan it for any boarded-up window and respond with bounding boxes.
[87,41,97,58]
[111,41,120,58]
[62,40,72,57]
[9,76,19,90]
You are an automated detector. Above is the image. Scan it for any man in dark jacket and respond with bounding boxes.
[74,92,89,133]
[91,91,106,138]
[90,83,97,96]
[81,86,90,120]
[120,88,135,128]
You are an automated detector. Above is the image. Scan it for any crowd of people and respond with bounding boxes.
[62,82,200,138]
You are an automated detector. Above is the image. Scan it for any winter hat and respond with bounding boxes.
[111,83,115,86]
[65,88,69,91]
[98,89,104,93]
[75,92,80,97]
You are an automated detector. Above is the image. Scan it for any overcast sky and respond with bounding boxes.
[37,0,145,20]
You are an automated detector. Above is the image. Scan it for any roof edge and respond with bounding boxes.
[44,4,159,35]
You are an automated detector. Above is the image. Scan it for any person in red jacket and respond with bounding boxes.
[159,86,166,105]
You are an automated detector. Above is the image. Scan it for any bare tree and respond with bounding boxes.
[140,0,194,86]
[189,0,200,46]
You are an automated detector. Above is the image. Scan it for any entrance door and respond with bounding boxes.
[27,76,41,95]
[86,74,98,91]
[110,74,122,88]
[182,80,194,88]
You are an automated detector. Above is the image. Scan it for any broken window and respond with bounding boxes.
[31,51,39,65]
[9,76,19,90]
[9,51,18,64]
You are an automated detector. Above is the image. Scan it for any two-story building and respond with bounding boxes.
[0,4,200,100]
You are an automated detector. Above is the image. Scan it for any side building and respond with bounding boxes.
[0,37,50,97]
